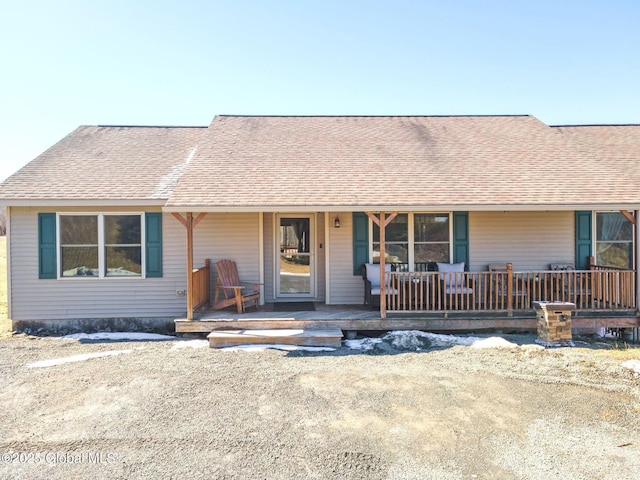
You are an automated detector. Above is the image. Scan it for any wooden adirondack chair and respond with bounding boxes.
[212,259,260,313]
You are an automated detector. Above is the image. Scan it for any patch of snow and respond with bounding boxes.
[63,332,176,341]
[471,337,518,349]
[344,337,382,351]
[152,145,198,198]
[622,359,640,374]
[171,339,209,350]
[221,344,336,352]
[345,330,519,352]
[26,349,133,368]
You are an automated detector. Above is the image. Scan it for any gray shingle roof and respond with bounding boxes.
[2,116,640,209]
[0,125,207,203]
[165,115,640,210]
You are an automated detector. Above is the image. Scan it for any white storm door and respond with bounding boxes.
[276,215,315,298]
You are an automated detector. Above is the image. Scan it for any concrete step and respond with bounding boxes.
[207,328,343,349]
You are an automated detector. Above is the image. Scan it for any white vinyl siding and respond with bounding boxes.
[315,212,326,302]
[328,213,365,304]
[469,211,574,271]
[10,207,187,320]
[192,212,261,294]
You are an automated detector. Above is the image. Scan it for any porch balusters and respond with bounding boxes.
[386,267,636,314]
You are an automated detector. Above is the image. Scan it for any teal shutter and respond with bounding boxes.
[145,213,163,277]
[352,212,369,275]
[452,212,469,269]
[575,211,592,270]
[38,213,57,279]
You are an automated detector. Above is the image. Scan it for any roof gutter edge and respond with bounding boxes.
[161,204,640,213]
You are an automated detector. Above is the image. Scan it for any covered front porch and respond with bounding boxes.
[172,209,640,338]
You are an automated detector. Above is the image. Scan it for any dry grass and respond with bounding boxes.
[591,345,640,361]
[0,236,10,336]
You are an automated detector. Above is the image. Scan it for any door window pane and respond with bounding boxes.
[280,218,310,253]
[279,217,312,295]
[279,255,310,294]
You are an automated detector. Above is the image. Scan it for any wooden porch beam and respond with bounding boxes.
[192,212,207,228]
[172,212,208,228]
[365,211,399,227]
[383,211,399,227]
[172,212,187,227]
[620,210,636,225]
[365,211,380,227]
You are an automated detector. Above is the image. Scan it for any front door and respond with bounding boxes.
[277,215,314,298]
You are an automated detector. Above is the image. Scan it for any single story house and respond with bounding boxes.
[1,115,639,334]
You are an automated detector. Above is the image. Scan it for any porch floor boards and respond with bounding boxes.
[174,303,640,334]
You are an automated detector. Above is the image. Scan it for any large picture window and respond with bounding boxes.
[59,213,144,278]
[596,212,634,269]
[372,213,451,271]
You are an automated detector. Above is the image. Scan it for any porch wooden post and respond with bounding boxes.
[186,212,194,320]
[380,212,387,319]
[365,211,398,320]
[506,262,514,315]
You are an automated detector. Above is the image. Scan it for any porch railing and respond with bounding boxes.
[191,259,211,312]
[386,267,636,314]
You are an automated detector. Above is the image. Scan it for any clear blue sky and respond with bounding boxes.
[1,0,639,180]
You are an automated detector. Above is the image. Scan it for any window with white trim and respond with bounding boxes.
[59,213,143,278]
[595,212,634,269]
[371,213,451,271]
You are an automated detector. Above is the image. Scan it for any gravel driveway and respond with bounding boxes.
[1,332,639,479]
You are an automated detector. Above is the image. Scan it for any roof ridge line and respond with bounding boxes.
[551,124,640,128]
[215,114,533,119]
[93,125,208,129]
